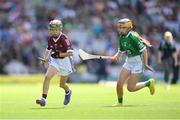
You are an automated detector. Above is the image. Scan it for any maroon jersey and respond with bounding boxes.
[47,33,72,58]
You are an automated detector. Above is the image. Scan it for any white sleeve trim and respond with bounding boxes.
[118,48,125,53]
[67,49,74,53]
[118,48,122,52]
[140,46,146,52]
[118,48,120,52]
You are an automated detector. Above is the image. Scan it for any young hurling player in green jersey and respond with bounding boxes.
[106,18,155,106]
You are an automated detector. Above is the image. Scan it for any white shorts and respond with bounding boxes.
[49,57,74,76]
[123,55,144,73]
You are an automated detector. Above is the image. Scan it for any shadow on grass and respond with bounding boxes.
[30,106,66,110]
[104,104,148,108]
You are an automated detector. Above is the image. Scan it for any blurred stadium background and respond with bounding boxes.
[0,0,180,119]
[0,0,180,83]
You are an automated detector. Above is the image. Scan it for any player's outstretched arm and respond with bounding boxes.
[101,51,123,61]
[59,49,74,58]
[44,49,51,60]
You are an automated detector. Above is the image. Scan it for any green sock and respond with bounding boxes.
[145,80,150,87]
[118,97,123,104]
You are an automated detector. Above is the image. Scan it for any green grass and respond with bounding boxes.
[0,83,180,119]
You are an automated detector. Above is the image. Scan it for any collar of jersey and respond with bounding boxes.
[126,30,132,37]
[53,32,62,42]
[120,31,132,38]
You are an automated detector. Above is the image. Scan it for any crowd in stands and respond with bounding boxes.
[0,0,179,82]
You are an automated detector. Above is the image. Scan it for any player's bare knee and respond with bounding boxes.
[59,83,65,88]
[127,86,135,92]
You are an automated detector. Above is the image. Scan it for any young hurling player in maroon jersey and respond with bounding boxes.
[36,19,74,106]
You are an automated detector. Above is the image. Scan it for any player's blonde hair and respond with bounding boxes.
[132,31,152,47]
[117,18,133,29]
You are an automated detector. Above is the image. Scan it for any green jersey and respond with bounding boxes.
[118,31,146,57]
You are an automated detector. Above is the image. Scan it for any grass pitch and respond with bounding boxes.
[0,80,180,119]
